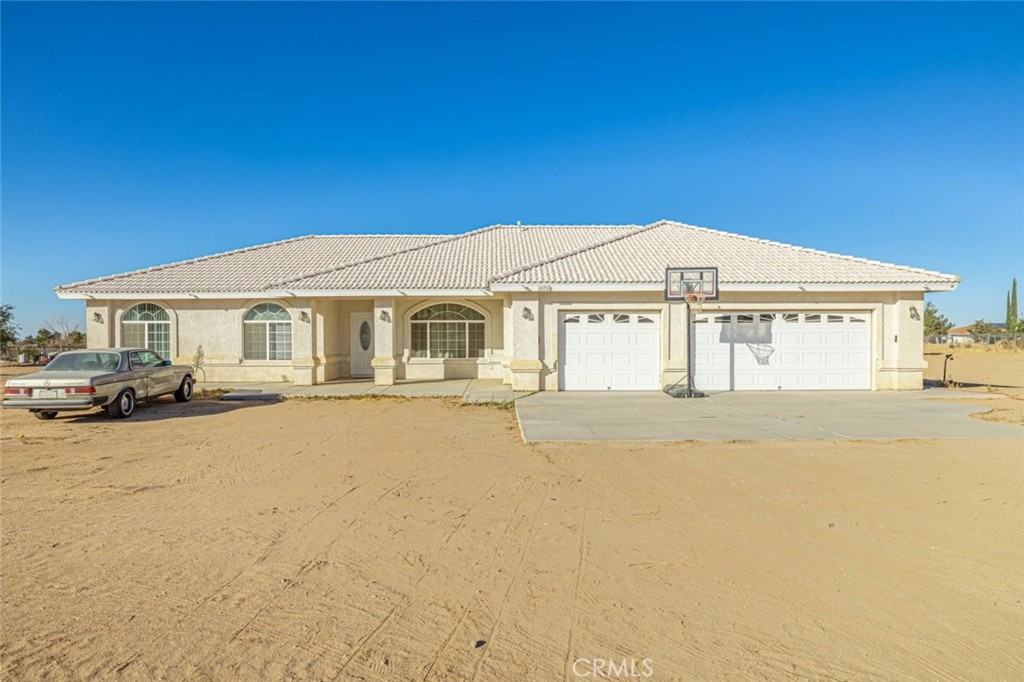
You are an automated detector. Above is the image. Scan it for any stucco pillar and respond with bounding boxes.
[313,301,328,384]
[371,298,397,385]
[85,300,115,348]
[877,296,926,390]
[509,294,542,391]
[663,300,688,389]
[502,297,514,385]
[291,299,318,386]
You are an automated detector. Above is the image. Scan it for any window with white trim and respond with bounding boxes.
[244,303,292,360]
[122,303,171,359]
[410,304,485,359]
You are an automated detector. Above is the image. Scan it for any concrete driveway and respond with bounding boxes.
[515,390,1024,442]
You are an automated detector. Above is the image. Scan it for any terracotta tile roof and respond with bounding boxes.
[493,221,960,286]
[56,220,959,295]
[55,234,446,294]
[273,224,640,290]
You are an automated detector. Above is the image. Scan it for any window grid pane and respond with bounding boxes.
[429,322,466,359]
[267,322,292,360]
[467,323,485,358]
[124,303,170,322]
[146,323,171,359]
[244,323,267,360]
[122,323,146,349]
[411,322,428,358]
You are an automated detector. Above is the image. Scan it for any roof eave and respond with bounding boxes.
[489,281,960,293]
[55,288,497,300]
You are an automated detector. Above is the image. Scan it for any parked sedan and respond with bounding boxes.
[2,348,194,420]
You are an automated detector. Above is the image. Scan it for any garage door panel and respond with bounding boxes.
[561,312,661,391]
[694,312,871,391]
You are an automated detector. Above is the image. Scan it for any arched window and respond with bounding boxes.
[410,303,485,359]
[122,303,171,359]
[244,303,292,360]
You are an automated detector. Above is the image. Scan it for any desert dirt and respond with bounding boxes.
[2,397,1021,681]
[925,347,1024,424]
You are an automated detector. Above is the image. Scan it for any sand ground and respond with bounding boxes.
[2,396,1021,681]
[925,348,1024,424]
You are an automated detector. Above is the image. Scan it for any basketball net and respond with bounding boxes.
[683,291,708,315]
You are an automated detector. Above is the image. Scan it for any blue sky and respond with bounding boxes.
[2,1,1022,334]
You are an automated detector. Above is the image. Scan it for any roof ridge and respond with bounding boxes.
[54,234,319,292]
[655,220,960,282]
[488,223,651,283]
[268,224,506,289]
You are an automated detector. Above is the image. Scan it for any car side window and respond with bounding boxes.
[139,351,162,367]
[129,351,144,369]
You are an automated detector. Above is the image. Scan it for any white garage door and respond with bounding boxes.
[560,312,661,390]
[693,312,871,391]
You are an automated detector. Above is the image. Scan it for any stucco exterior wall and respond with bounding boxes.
[82,290,927,390]
[386,297,506,383]
[501,289,928,391]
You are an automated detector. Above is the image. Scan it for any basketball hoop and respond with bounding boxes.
[683,291,708,314]
[746,343,775,366]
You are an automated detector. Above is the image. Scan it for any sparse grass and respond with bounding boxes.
[925,343,1023,355]
[194,388,235,401]
[450,398,517,411]
[284,393,411,404]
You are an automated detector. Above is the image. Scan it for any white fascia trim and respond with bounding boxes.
[55,291,281,300]
[725,282,960,292]
[56,281,958,301]
[489,282,959,293]
[489,283,661,293]
[56,288,496,300]
[264,289,495,298]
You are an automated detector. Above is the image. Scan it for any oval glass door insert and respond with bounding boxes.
[359,321,372,351]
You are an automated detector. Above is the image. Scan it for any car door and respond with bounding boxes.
[139,350,175,395]
[128,351,153,399]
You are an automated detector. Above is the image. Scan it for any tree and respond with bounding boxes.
[1007,279,1018,335]
[34,328,59,352]
[923,301,952,336]
[0,304,19,356]
[967,319,1000,342]
[67,330,87,348]
[44,316,84,351]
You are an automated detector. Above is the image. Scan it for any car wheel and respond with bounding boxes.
[174,376,194,403]
[33,410,58,420]
[107,389,136,419]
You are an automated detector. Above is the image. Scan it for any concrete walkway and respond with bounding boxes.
[201,378,526,404]
[515,389,1024,442]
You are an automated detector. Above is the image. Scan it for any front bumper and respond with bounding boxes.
[1,397,107,411]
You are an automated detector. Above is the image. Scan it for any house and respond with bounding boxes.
[55,220,960,391]
[945,323,1005,345]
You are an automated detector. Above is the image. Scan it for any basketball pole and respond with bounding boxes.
[683,299,705,398]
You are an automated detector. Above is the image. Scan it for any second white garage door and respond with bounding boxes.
[560,312,661,390]
[693,312,871,391]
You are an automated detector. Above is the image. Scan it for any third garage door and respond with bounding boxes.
[560,312,661,390]
[692,312,871,391]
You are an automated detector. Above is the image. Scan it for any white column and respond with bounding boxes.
[877,296,926,390]
[509,294,542,391]
[502,296,513,385]
[85,301,115,348]
[371,298,397,385]
[663,300,688,389]
[290,299,317,386]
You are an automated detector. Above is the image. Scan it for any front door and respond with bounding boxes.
[350,313,374,377]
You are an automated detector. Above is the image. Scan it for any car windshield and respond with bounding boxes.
[44,352,121,372]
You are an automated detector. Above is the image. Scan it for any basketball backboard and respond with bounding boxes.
[665,267,719,301]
